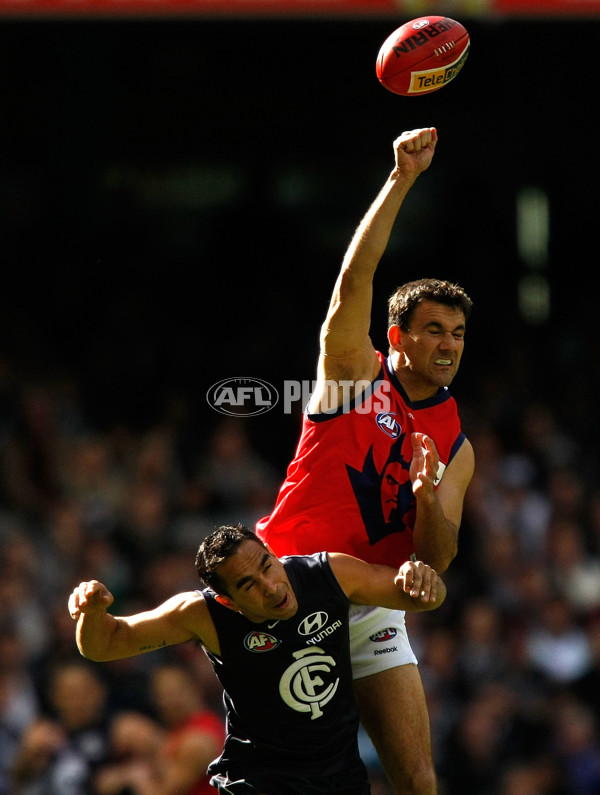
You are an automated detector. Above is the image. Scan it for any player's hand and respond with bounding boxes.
[393,127,437,177]
[395,559,439,603]
[410,432,440,495]
[68,580,114,620]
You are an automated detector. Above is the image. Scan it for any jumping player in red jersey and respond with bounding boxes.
[256,127,475,794]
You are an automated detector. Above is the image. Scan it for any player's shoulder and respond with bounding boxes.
[283,551,328,570]
[326,552,371,597]
[172,590,221,652]
[447,435,475,479]
[162,590,210,617]
[457,435,474,459]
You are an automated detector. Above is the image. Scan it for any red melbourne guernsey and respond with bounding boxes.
[257,353,466,568]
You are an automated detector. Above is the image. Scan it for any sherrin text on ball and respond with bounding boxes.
[376,16,470,97]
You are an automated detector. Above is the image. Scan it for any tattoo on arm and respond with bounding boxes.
[139,640,167,652]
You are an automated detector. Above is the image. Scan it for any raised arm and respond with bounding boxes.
[68,580,220,661]
[328,551,446,613]
[309,127,438,412]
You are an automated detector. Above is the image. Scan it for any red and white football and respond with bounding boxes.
[376,16,470,97]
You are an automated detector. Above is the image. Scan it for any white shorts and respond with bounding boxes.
[348,604,418,680]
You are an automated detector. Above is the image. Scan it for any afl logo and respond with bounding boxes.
[206,377,279,417]
[298,612,329,636]
[413,19,430,29]
[369,628,398,643]
[376,412,401,439]
[244,631,281,652]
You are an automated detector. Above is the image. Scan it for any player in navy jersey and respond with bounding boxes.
[257,127,475,793]
[69,524,446,795]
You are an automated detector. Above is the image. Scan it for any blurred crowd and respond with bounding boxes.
[1,366,599,795]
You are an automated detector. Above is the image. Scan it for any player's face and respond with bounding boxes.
[216,539,299,623]
[391,301,465,397]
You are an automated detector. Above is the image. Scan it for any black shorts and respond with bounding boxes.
[210,760,371,795]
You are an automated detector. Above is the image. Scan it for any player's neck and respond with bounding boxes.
[392,357,439,403]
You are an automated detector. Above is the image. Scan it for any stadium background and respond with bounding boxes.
[1,3,600,794]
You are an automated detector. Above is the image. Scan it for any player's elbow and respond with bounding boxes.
[414,545,456,575]
[76,638,112,663]
[77,646,102,662]
[436,543,458,574]
[430,522,460,573]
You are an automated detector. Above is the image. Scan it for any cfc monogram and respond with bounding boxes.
[279,647,339,719]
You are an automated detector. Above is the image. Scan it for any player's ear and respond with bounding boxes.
[215,594,238,612]
[388,324,403,350]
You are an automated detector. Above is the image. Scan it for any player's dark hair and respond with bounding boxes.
[195,523,265,596]
[388,278,473,332]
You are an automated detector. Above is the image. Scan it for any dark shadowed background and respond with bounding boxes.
[0,15,596,464]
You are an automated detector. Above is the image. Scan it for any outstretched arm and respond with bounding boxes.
[329,551,446,612]
[68,580,219,661]
[310,128,438,412]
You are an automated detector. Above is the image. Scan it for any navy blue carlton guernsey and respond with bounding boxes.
[201,552,363,780]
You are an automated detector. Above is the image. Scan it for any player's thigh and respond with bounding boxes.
[353,663,432,761]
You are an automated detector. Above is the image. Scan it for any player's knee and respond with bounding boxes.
[406,763,437,795]
[389,759,437,795]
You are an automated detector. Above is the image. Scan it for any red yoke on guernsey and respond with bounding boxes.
[256,352,466,569]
